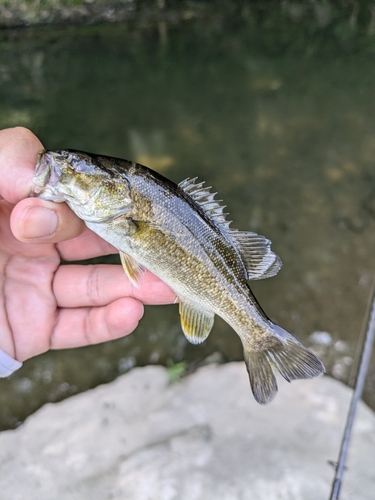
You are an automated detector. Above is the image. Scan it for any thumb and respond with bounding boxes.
[11,198,86,243]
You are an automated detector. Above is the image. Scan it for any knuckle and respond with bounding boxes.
[86,265,102,305]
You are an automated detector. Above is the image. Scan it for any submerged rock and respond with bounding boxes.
[0,363,374,500]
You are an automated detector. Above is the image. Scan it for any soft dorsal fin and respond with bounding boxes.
[229,230,282,280]
[179,300,215,344]
[178,177,231,229]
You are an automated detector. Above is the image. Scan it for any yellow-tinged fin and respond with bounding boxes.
[120,251,147,287]
[243,324,325,405]
[179,301,215,344]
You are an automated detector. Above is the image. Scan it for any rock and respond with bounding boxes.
[309,330,333,346]
[0,363,374,500]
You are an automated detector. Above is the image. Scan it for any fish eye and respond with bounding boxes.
[68,153,95,174]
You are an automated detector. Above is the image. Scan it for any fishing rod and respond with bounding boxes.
[329,278,375,500]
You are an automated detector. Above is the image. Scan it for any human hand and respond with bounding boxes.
[0,127,175,365]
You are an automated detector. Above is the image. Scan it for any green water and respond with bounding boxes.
[1,10,375,429]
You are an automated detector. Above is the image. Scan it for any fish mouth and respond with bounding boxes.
[31,150,64,200]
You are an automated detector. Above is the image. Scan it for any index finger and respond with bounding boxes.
[0,127,43,204]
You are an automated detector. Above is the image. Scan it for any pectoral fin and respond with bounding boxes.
[179,301,214,344]
[120,251,147,287]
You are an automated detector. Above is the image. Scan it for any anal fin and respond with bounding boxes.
[120,251,147,287]
[179,301,214,344]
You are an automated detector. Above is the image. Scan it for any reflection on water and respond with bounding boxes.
[129,128,175,171]
[1,10,375,429]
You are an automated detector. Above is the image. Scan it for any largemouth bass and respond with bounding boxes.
[31,150,324,404]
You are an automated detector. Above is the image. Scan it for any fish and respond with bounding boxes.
[31,149,325,404]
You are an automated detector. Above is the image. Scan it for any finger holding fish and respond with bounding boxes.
[0,128,176,365]
[0,127,87,245]
[53,264,176,308]
[0,127,42,204]
[11,197,86,243]
[50,296,145,350]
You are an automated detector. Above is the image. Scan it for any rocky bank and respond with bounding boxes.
[1,362,374,499]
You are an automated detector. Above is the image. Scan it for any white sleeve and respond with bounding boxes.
[0,348,23,377]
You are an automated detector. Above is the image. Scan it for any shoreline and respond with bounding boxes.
[1,363,374,499]
[2,1,375,34]
[0,1,208,29]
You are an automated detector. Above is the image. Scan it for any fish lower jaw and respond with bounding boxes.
[33,187,66,203]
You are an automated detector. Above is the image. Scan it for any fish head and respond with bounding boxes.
[32,150,133,222]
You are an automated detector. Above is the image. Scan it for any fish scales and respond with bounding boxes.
[110,169,253,318]
[31,149,325,404]
[95,169,270,345]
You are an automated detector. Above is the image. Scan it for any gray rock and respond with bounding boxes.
[1,363,374,500]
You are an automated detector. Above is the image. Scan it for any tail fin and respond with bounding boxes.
[244,323,325,405]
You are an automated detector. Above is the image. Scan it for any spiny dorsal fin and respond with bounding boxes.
[120,251,147,287]
[179,177,282,280]
[229,230,282,280]
[179,300,215,344]
[178,177,231,229]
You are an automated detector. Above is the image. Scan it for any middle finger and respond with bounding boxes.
[53,264,176,308]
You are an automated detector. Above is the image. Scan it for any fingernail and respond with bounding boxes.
[19,206,58,239]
